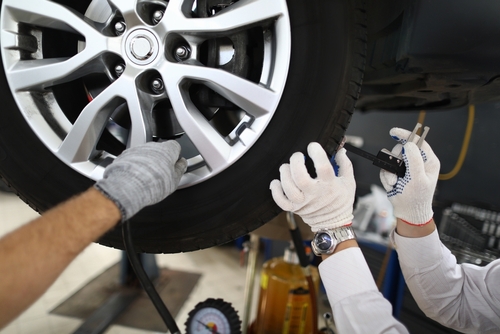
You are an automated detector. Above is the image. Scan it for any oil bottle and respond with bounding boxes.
[252,244,320,334]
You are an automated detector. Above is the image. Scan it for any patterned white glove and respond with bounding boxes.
[270,142,355,232]
[95,141,187,221]
[379,127,440,225]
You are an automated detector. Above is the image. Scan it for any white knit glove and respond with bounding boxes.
[269,142,355,232]
[379,128,440,225]
[95,141,187,221]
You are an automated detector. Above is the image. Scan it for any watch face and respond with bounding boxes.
[315,232,333,251]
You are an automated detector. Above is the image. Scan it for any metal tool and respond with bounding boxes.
[339,123,430,177]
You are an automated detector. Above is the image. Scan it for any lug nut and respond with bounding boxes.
[115,21,126,36]
[152,10,164,24]
[114,64,125,77]
[175,46,190,60]
[151,78,164,94]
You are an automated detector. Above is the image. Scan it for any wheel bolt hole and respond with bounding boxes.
[114,63,125,78]
[115,21,126,36]
[136,2,167,25]
[152,10,164,25]
[151,78,164,94]
[175,45,191,61]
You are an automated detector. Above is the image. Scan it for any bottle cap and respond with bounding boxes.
[284,247,299,264]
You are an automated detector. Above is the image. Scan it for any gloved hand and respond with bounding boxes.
[379,127,440,225]
[269,142,356,232]
[95,140,187,221]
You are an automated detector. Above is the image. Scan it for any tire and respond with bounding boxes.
[0,0,366,253]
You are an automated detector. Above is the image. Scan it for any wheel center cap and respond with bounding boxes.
[125,29,159,65]
[131,36,153,60]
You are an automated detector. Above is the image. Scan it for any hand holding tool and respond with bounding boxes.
[379,126,440,225]
[341,123,429,177]
[270,142,356,232]
[95,141,187,221]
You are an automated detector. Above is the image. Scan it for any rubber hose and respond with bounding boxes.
[122,221,181,334]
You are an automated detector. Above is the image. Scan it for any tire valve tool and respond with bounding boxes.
[338,123,430,177]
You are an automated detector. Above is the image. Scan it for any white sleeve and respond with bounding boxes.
[392,229,500,333]
[319,247,409,334]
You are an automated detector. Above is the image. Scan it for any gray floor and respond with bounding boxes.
[0,190,260,334]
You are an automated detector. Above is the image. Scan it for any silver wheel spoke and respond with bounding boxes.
[171,63,278,118]
[8,52,105,91]
[3,0,117,92]
[1,0,291,183]
[126,90,153,148]
[57,78,149,163]
[58,86,121,164]
[167,83,231,172]
[107,0,138,22]
[0,30,24,49]
[3,0,103,36]
[165,0,286,34]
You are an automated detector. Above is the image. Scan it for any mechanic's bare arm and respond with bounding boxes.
[0,141,187,329]
[0,187,120,328]
[396,218,436,238]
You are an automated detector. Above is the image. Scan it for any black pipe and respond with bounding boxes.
[122,221,181,334]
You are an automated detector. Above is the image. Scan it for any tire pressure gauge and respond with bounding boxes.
[185,298,241,334]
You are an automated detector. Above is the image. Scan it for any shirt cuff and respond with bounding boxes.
[319,247,378,305]
[390,228,443,269]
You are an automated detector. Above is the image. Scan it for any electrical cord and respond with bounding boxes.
[438,104,475,180]
[417,105,474,181]
[122,220,181,334]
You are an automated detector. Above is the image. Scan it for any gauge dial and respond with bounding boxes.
[185,298,241,334]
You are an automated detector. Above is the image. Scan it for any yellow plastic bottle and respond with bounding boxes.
[253,245,319,334]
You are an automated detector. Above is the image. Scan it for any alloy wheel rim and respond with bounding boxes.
[0,0,291,187]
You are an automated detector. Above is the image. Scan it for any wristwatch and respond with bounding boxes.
[311,225,356,256]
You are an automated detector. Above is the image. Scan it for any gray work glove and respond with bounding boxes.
[95,141,187,221]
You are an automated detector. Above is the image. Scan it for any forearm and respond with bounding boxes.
[0,187,120,328]
[395,218,436,238]
[322,241,409,333]
[320,247,409,334]
[394,226,500,331]
[321,239,359,261]
[333,292,409,334]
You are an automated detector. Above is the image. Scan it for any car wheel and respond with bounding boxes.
[0,0,366,253]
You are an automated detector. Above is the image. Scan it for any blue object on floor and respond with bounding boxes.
[358,239,406,318]
[380,249,406,318]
